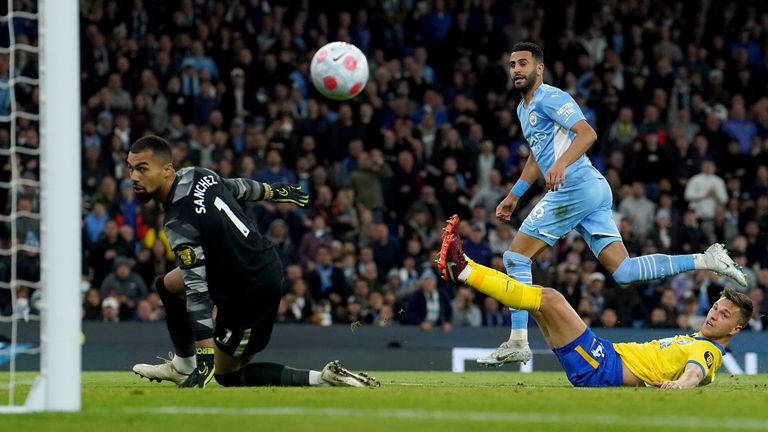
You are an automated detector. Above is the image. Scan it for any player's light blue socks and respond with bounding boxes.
[503,251,532,346]
[612,254,695,284]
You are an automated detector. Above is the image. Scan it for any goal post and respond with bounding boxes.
[38,0,81,412]
[0,0,81,413]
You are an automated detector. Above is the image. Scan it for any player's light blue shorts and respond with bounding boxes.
[552,327,623,387]
[519,176,621,256]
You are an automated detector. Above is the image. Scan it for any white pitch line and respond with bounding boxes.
[117,406,768,430]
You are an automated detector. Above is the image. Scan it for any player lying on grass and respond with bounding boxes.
[127,135,378,388]
[437,215,753,388]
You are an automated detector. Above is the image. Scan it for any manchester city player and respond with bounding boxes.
[475,42,747,367]
[438,226,752,388]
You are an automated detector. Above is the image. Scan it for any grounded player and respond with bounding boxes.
[437,222,752,388]
[477,42,747,367]
[127,135,379,388]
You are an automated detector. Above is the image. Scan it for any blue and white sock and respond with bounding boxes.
[503,251,533,347]
[612,254,695,284]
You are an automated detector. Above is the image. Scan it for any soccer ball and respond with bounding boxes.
[310,42,369,101]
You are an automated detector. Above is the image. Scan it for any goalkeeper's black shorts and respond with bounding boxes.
[212,254,282,358]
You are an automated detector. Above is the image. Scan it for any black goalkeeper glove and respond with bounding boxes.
[267,183,309,207]
[178,347,216,388]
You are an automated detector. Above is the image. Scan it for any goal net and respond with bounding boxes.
[0,0,80,413]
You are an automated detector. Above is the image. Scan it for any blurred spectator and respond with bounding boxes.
[345,150,392,217]
[266,219,297,266]
[584,272,606,315]
[747,288,768,331]
[100,257,148,320]
[88,219,134,287]
[684,159,728,229]
[451,286,482,328]
[298,215,333,266]
[101,296,120,323]
[619,182,656,239]
[462,224,493,266]
[558,264,583,309]
[306,245,347,307]
[481,297,508,327]
[82,287,103,321]
[405,270,452,332]
[605,283,645,328]
[600,308,619,329]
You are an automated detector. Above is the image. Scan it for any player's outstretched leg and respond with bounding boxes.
[437,231,542,312]
[607,243,747,287]
[320,360,381,387]
[213,360,380,388]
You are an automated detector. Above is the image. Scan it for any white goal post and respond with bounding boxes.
[0,0,81,413]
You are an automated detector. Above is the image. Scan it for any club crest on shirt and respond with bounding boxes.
[175,245,197,266]
[529,112,538,125]
[704,351,714,369]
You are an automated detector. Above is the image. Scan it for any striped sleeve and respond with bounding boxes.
[165,218,213,341]
[223,178,266,201]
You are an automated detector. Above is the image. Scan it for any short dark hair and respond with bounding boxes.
[512,42,544,63]
[719,287,753,327]
[130,135,172,164]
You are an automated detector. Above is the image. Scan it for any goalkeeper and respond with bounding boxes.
[127,135,378,388]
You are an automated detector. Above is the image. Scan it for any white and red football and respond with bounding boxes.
[310,41,369,101]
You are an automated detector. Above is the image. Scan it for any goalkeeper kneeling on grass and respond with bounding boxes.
[437,215,753,389]
[127,135,379,389]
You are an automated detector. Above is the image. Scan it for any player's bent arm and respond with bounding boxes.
[555,120,597,168]
[653,362,705,389]
[223,178,269,201]
[224,178,309,206]
[506,154,542,201]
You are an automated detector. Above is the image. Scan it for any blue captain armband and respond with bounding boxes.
[511,179,530,197]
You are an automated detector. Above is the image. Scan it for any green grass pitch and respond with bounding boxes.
[1,372,767,431]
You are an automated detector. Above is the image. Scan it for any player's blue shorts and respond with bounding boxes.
[519,176,621,257]
[552,327,623,387]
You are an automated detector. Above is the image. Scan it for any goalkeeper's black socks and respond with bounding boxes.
[214,363,311,387]
[155,276,195,358]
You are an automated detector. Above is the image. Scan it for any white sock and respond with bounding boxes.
[309,370,326,386]
[172,354,196,374]
[508,329,529,348]
[693,253,706,269]
[457,262,473,282]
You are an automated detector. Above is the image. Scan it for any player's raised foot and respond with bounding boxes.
[133,354,189,385]
[437,233,468,283]
[441,214,460,241]
[476,341,532,367]
[700,243,748,287]
[321,360,381,388]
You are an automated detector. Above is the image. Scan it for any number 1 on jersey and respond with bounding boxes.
[214,196,250,237]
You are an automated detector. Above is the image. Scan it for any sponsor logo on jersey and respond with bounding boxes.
[193,175,219,214]
[175,245,197,266]
[704,351,714,369]
[556,102,576,120]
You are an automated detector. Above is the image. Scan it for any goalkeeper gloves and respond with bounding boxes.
[179,347,215,388]
[267,183,309,207]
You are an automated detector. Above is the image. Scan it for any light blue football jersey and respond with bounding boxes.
[516,84,603,186]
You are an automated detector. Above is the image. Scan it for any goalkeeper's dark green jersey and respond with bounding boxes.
[162,167,276,341]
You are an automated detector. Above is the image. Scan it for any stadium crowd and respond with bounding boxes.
[1,0,767,333]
